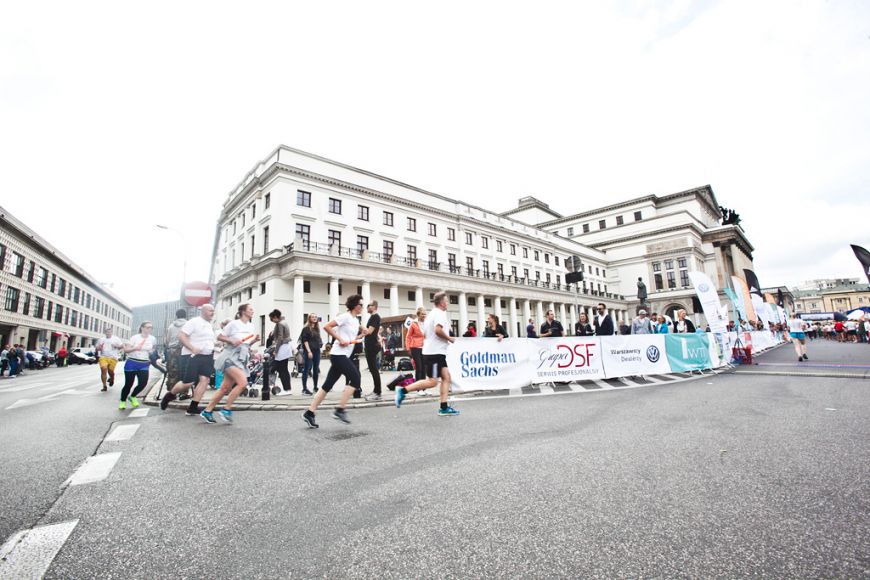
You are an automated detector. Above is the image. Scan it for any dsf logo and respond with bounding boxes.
[538,343,596,369]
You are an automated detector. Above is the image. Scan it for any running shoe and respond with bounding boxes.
[438,406,460,416]
[395,386,406,408]
[302,410,318,429]
[219,409,233,423]
[365,393,383,402]
[302,389,313,396]
[332,409,350,424]
[200,410,216,424]
[118,400,126,410]
[129,396,140,408]
[160,392,177,411]
[185,407,201,416]
[101,386,107,392]
[108,377,114,387]
[803,354,808,360]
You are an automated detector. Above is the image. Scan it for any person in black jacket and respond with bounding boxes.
[574,312,594,336]
[540,310,564,337]
[482,314,508,341]
[673,309,696,333]
[593,303,614,336]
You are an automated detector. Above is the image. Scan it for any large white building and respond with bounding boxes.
[1,206,132,351]
[210,146,755,341]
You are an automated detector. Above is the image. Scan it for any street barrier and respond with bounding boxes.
[447,332,785,392]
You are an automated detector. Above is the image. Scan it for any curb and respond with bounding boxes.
[144,391,444,411]
[730,370,869,379]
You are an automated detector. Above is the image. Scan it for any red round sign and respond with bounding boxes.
[182,281,213,307]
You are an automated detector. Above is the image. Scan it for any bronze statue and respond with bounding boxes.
[719,205,741,226]
[637,277,647,301]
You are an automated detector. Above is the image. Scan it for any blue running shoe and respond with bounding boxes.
[395,386,406,408]
[219,409,233,423]
[438,406,460,416]
[200,410,216,424]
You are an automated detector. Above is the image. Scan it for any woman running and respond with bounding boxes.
[299,313,322,395]
[119,321,157,410]
[787,315,809,362]
[406,308,426,381]
[201,303,260,424]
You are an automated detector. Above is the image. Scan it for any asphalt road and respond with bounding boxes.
[1,342,868,578]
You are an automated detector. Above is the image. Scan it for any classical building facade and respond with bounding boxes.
[210,146,756,341]
[793,283,870,314]
[0,206,132,350]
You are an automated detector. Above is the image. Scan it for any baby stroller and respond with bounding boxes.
[381,348,396,371]
[246,347,278,397]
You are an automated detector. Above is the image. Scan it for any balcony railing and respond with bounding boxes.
[284,241,625,300]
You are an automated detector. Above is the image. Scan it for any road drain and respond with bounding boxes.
[325,431,369,441]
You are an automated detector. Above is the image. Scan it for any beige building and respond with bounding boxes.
[793,283,870,314]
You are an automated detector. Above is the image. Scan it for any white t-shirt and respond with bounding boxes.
[423,307,451,356]
[127,334,156,361]
[329,312,360,357]
[96,336,123,359]
[221,320,256,344]
[787,318,805,333]
[181,317,216,355]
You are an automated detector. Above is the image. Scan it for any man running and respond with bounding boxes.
[302,295,366,428]
[96,327,123,391]
[160,304,216,415]
[395,291,459,416]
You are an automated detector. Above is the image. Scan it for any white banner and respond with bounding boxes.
[532,338,605,383]
[447,338,536,392]
[599,335,671,378]
[689,271,729,333]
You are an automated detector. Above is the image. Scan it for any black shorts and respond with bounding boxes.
[423,354,448,379]
[182,354,214,383]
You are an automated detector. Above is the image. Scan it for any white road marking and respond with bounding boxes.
[105,424,140,441]
[128,408,149,418]
[592,379,615,390]
[568,383,583,392]
[537,385,555,395]
[64,452,122,486]
[0,520,79,579]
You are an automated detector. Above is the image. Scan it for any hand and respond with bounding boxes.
[255,334,261,342]
[449,337,456,344]
[230,338,242,347]
[339,340,350,347]
[192,347,201,355]
[306,350,312,356]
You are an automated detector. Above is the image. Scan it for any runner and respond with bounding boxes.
[201,303,260,424]
[787,314,809,362]
[301,295,366,428]
[160,304,216,415]
[119,322,158,410]
[395,291,460,416]
[96,327,123,391]
[164,308,189,393]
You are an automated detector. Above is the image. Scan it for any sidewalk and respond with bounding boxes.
[144,358,441,411]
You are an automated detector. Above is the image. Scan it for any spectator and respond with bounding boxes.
[482,314,508,341]
[575,312,594,336]
[526,318,538,338]
[463,322,477,338]
[593,303,614,336]
[674,309,697,333]
[540,310,564,337]
[655,315,669,334]
[631,310,654,334]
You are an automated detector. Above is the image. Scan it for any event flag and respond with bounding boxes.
[743,270,769,327]
[744,269,763,297]
[688,271,728,333]
[732,276,757,323]
[724,288,743,322]
[851,244,870,285]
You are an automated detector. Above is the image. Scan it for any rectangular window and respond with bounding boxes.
[428,249,438,270]
[357,235,369,253]
[55,304,63,323]
[0,244,5,271]
[482,260,490,276]
[567,227,574,236]
[233,221,237,236]
[523,247,529,259]
[263,226,269,253]
[556,274,561,286]
[251,203,256,220]
[599,220,606,230]
[677,258,687,269]
[295,224,310,249]
[74,287,80,303]
[596,267,600,276]
[383,211,394,227]
[408,290,416,301]
[22,292,31,315]
[328,198,342,214]
[449,295,459,305]
[12,252,24,277]
[240,243,245,261]
[546,273,551,284]
[27,261,35,282]
[652,262,661,272]
[482,237,489,249]
[497,263,504,277]
[524,268,529,280]
[303,281,311,293]
[407,245,417,262]
[50,273,55,292]
[447,228,455,241]
[34,296,45,318]
[5,286,19,312]
[250,235,256,258]
[383,288,390,300]
[260,282,266,295]
[46,301,52,320]
[680,270,690,287]
[265,193,270,209]
[544,253,550,264]
[428,223,436,236]
[534,250,540,262]
[358,205,369,221]
[448,253,457,272]
[496,240,503,253]
[583,224,590,233]
[511,266,517,277]
[297,190,311,207]
[383,240,394,260]
[465,232,473,245]
[407,217,416,232]
[466,256,474,275]
[667,271,676,289]
[634,211,642,221]
[36,266,48,288]
[510,244,516,256]
[664,260,674,270]
[328,230,341,250]
[535,271,541,281]
[616,215,624,225]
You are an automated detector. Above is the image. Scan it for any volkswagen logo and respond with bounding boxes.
[698,283,709,292]
[646,345,660,363]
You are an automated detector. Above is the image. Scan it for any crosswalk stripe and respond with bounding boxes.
[105,424,140,442]
[0,520,79,579]
[65,452,121,486]
[128,408,149,418]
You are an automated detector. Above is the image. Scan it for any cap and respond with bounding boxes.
[638,309,648,315]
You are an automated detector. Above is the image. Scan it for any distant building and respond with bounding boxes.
[792,278,861,292]
[793,283,870,314]
[131,300,198,353]
[0,206,131,351]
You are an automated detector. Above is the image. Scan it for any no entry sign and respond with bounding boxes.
[182,281,213,307]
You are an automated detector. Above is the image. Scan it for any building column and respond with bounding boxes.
[415,286,424,309]
[569,304,577,333]
[509,298,519,338]
[329,278,340,322]
[292,275,305,340]
[477,294,486,331]
[390,284,399,316]
[558,303,567,329]
[459,292,469,332]
[535,301,544,331]
[494,296,503,324]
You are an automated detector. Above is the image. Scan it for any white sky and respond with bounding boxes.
[2,0,868,307]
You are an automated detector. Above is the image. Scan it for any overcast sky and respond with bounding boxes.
[2,0,868,307]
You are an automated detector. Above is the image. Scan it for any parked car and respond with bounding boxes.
[70,348,97,364]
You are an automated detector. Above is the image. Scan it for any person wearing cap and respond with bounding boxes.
[631,309,654,334]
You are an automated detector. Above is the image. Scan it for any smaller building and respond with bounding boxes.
[792,283,870,314]
[131,300,199,353]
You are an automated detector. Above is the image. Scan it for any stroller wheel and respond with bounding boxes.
[271,386,281,395]
[249,388,259,397]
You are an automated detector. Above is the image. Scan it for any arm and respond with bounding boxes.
[177,331,200,355]
[435,324,455,344]
[323,319,350,347]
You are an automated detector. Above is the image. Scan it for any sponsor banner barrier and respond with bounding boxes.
[598,335,670,378]
[533,338,605,383]
[448,332,786,391]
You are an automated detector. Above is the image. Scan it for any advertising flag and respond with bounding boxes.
[688,271,729,333]
[851,244,870,285]
[724,287,744,323]
[731,276,757,323]
[743,269,763,297]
